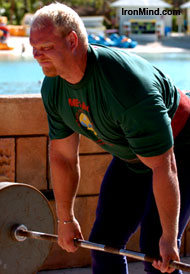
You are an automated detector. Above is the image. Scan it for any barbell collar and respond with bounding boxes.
[12,224,58,243]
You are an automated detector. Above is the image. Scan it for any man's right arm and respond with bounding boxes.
[49,132,83,252]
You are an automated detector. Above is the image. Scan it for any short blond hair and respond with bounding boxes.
[31,2,88,45]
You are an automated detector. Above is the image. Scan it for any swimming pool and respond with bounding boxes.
[0,55,44,95]
[0,51,190,95]
[139,52,190,91]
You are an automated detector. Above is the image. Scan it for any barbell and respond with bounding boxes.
[0,182,190,274]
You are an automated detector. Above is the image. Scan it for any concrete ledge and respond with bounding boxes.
[0,95,48,136]
[0,95,109,153]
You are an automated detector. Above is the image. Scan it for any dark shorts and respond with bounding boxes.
[89,119,190,274]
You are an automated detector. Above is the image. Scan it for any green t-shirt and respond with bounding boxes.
[41,44,179,162]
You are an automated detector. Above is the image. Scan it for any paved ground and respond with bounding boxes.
[38,256,190,274]
[129,33,190,53]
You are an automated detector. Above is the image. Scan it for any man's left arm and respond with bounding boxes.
[137,147,180,273]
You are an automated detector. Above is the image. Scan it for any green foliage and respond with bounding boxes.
[0,0,115,24]
[0,0,50,24]
[164,0,190,8]
[172,15,179,32]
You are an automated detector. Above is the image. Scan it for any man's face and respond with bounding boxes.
[30,23,71,77]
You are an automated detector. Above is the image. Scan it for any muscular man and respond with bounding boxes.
[30,3,190,273]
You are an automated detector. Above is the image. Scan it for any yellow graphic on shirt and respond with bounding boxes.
[79,113,97,136]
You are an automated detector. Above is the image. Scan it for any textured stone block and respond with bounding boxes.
[0,95,48,136]
[16,137,48,189]
[78,154,112,195]
[41,196,98,270]
[0,138,15,182]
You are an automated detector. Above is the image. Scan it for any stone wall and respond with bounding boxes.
[0,95,189,271]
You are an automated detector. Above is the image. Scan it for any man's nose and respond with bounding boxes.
[33,48,43,58]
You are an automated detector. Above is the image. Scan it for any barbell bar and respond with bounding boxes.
[0,182,190,274]
[12,224,190,273]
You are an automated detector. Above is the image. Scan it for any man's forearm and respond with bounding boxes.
[152,166,180,240]
[138,148,180,240]
[50,153,80,221]
[137,148,180,271]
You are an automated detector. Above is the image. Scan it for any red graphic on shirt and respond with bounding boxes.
[68,98,89,112]
[68,98,114,148]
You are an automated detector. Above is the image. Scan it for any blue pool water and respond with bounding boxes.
[0,56,44,95]
[0,52,190,95]
[139,52,190,91]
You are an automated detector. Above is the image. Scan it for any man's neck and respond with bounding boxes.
[60,47,88,84]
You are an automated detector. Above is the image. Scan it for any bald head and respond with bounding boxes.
[31,2,88,48]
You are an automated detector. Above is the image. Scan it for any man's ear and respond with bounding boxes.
[66,31,78,51]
